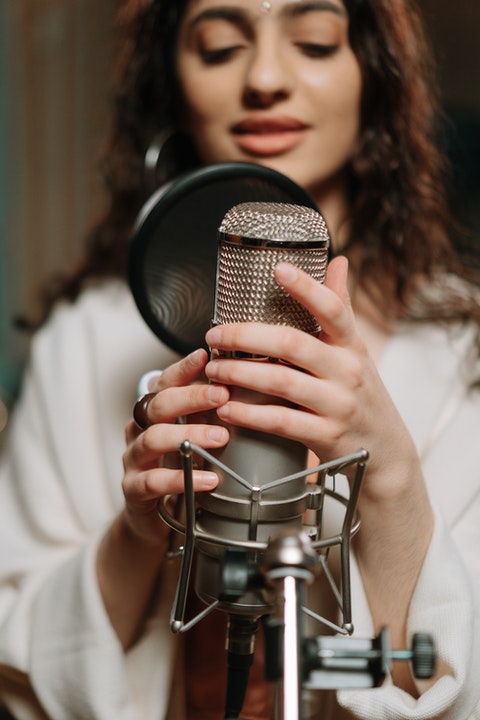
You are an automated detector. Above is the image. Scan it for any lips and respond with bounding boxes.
[232,117,308,157]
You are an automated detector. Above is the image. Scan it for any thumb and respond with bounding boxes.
[325,255,351,306]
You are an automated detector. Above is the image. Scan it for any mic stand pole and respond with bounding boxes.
[263,530,317,720]
[262,529,436,720]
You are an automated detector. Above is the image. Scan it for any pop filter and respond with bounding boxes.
[128,162,318,355]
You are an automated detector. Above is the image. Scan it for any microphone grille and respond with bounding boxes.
[214,202,330,331]
[219,201,330,242]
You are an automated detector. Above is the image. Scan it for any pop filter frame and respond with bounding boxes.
[128,162,318,356]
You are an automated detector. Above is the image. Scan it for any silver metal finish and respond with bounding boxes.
[264,530,317,720]
[213,201,329,330]
[157,445,434,717]
[194,200,331,614]
[157,444,368,632]
[283,575,301,719]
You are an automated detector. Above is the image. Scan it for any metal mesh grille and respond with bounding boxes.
[219,201,330,242]
[214,202,330,331]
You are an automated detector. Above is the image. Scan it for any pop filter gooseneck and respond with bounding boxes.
[128,162,318,355]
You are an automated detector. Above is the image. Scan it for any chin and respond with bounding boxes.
[239,157,300,184]
[251,157,315,190]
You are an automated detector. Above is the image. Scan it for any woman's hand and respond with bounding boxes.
[204,257,414,497]
[204,256,434,690]
[98,348,230,650]
[122,348,229,547]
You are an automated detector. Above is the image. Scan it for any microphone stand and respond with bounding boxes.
[158,443,435,720]
[263,542,313,720]
[262,530,436,718]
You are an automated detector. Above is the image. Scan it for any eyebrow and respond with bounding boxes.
[284,1,347,19]
[187,1,347,30]
[187,7,247,30]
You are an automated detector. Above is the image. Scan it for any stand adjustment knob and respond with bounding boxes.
[411,633,436,679]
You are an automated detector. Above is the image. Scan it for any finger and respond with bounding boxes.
[205,263,354,358]
[205,318,346,377]
[205,356,351,416]
[324,255,350,304]
[151,348,209,392]
[124,466,219,503]
[214,399,345,453]
[273,257,355,343]
[138,382,230,427]
[124,421,229,470]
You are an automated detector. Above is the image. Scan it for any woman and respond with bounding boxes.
[0,0,479,718]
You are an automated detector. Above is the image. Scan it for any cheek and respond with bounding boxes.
[337,61,362,128]
[332,82,361,136]
[179,72,229,127]
[305,57,362,124]
[177,78,231,163]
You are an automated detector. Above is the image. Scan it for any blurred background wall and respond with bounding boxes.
[0,0,117,435]
[0,0,479,437]
[422,0,480,261]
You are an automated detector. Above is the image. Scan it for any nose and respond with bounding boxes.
[243,34,294,107]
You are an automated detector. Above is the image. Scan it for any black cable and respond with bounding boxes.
[223,616,258,720]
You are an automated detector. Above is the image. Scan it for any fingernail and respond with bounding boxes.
[275,262,298,283]
[216,404,230,420]
[208,426,228,443]
[207,383,224,402]
[206,327,221,347]
[206,361,219,379]
[198,472,218,489]
[188,348,206,367]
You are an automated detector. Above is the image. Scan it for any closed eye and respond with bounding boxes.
[297,43,338,58]
[200,46,244,64]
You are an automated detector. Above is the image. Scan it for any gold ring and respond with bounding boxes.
[133,392,156,430]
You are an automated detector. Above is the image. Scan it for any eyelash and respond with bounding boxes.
[298,43,338,58]
[200,42,339,65]
[200,47,242,64]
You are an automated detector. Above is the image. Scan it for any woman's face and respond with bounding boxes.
[175,0,362,208]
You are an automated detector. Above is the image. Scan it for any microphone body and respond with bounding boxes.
[194,202,330,615]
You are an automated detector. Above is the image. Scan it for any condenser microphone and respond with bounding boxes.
[191,201,330,719]
[194,201,330,616]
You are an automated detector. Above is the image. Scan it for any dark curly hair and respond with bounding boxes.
[33,0,480,350]
[342,0,478,321]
